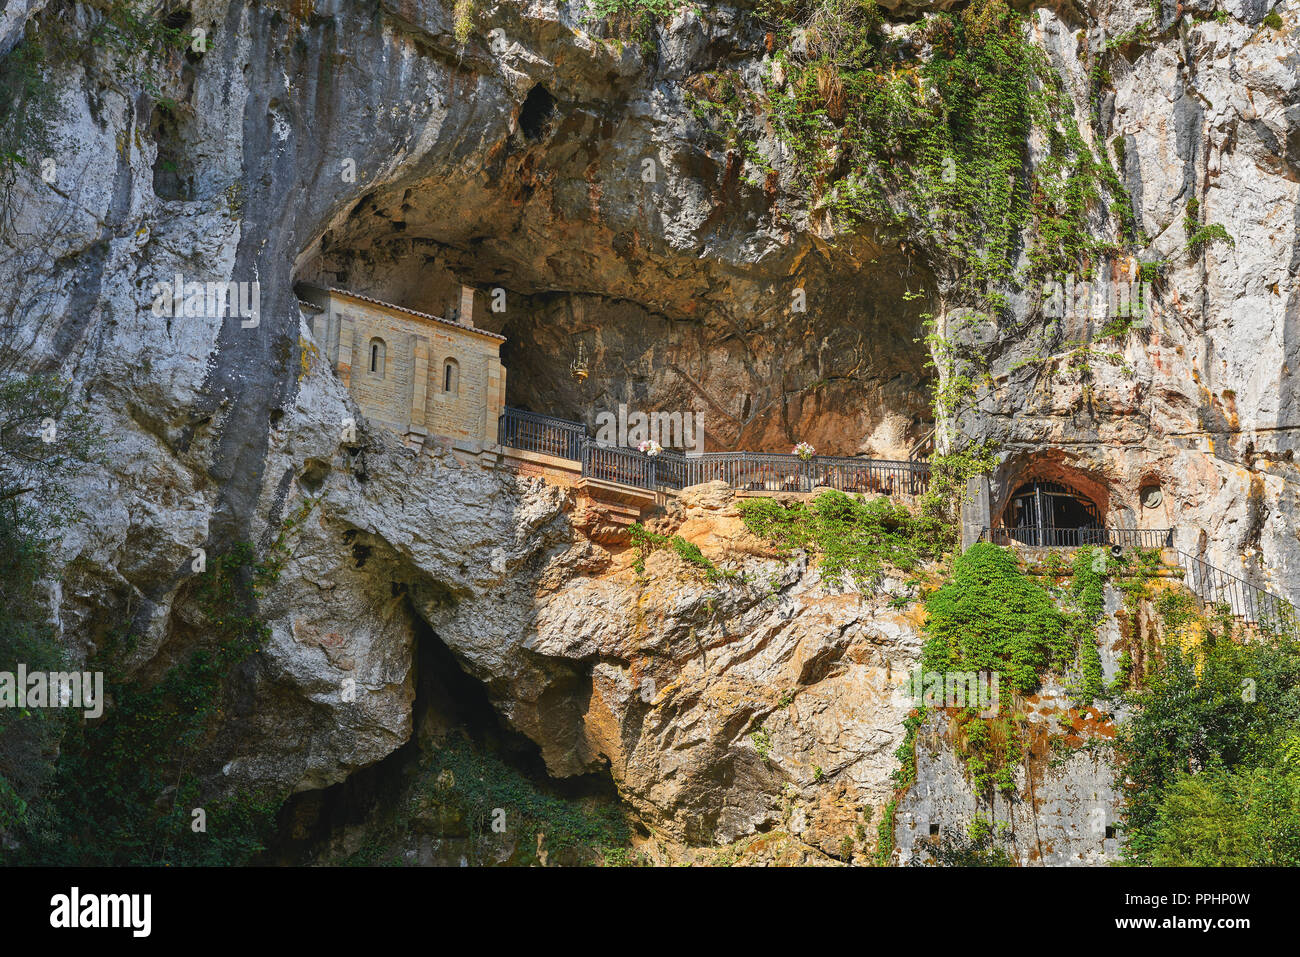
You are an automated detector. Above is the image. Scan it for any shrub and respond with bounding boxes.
[1116,627,1300,865]
[738,490,942,589]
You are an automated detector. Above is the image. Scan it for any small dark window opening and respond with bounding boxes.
[443,357,459,395]
[928,823,940,837]
[1105,825,1117,839]
[150,105,194,201]
[369,338,386,377]
[519,84,556,141]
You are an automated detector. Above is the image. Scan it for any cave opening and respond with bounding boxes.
[150,104,195,201]
[264,603,631,864]
[518,84,556,141]
[292,109,938,461]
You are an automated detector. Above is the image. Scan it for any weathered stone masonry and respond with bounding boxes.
[299,284,506,447]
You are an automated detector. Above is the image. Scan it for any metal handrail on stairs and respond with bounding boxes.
[907,426,936,463]
[1173,549,1299,637]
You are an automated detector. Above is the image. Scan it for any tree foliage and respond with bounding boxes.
[0,374,97,839]
[1116,626,1300,865]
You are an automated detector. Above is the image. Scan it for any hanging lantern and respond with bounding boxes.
[569,340,589,382]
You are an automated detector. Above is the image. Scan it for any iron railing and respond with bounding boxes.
[661,451,927,495]
[581,442,657,488]
[497,407,930,497]
[981,526,1173,549]
[907,427,936,463]
[1175,549,1299,636]
[497,407,586,461]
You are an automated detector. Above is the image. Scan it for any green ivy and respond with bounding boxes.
[761,0,1132,315]
[874,798,897,865]
[1069,547,1108,703]
[1183,196,1235,254]
[737,490,943,590]
[910,543,1083,796]
[921,543,1073,696]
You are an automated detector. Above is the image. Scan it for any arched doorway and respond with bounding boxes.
[1002,479,1105,546]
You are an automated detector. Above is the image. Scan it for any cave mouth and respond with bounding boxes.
[263,606,629,864]
[519,84,556,140]
[292,103,938,460]
[150,104,195,201]
[1002,479,1105,547]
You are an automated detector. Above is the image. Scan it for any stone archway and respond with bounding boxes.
[992,454,1112,547]
[1002,479,1106,546]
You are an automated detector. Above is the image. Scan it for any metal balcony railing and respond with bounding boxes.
[497,407,930,497]
[497,407,586,461]
[581,442,657,488]
[980,526,1173,549]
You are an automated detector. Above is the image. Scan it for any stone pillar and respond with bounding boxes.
[336,316,355,390]
[485,356,505,444]
[960,475,991,551]
[460,285,474,327]
[409,333,429,442]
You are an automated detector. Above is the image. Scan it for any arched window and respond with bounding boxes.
[369,338,386,377]
[443,357,459,395]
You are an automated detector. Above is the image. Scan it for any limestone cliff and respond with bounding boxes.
[3,0,1299,863]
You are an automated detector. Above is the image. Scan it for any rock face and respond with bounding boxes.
[970,3,1300,600]
[894,585,1133,866]
[269,446,927,852]
[4,0,1300,859]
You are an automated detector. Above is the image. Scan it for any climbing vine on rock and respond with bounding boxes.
[738,490,943,590]
[920,543,1073,695]
[894,543,1092,797]
[628,522,738,582]
[761,0,1131,314]
[1069,547,1109,704]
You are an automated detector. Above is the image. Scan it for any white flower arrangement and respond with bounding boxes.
[638,439,663,456]
[793,442,815,461]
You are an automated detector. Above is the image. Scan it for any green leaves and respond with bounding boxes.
[1145,764,1300,866]
[1117,628,1300,865]
[921,543,1069,695]
[737,490,941,590]
[11,531,300,864]
[628,522,738,582]
[764,0,1131,314]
